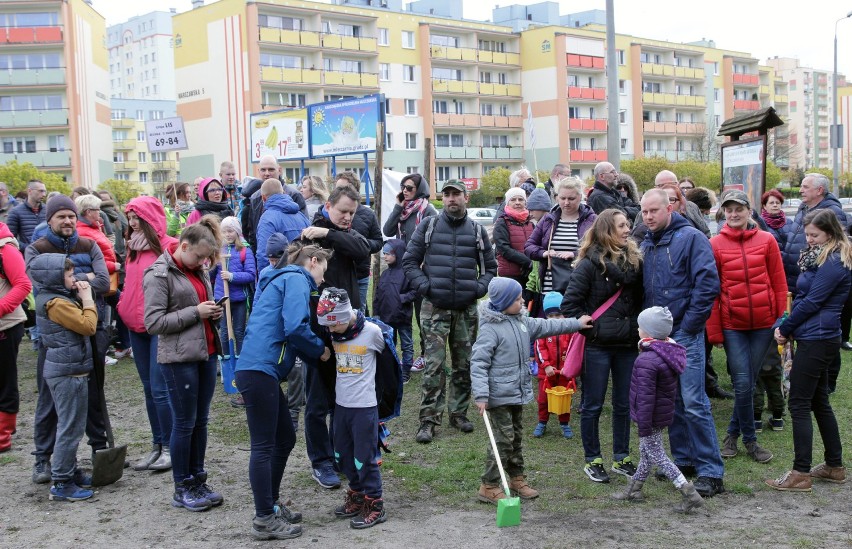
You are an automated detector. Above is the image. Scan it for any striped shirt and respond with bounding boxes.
[542,220,579,292]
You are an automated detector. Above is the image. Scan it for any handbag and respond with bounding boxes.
[560,287,623,379]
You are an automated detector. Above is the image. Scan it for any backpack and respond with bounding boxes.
[422,214,486,274]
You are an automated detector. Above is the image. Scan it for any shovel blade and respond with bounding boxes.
[496,496,521,527]
[91,445,127,487]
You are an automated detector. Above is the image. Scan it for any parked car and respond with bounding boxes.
[468,208,497,226]
[783,198,802,209]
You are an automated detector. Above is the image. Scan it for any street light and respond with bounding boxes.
[832,10,852,196]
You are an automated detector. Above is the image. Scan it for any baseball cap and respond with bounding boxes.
[720,190,750,208]
[442,179,466,194]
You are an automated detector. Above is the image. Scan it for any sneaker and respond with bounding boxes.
[311,463,341,489]
[411,356,425,372]
[477,483,506,504]
[32,459,51,484]
[769,417,785,431]
[560,423,574,439]
[274,500,303,523]
[350,495,386,529]
[229,394,246,408]
[113,347,133,359]
[745,441,773,464]
[172,480,212,511]
[584,458,610,483]
[694,476,725,497]
[252,512,302,541]
[765,470,812,492]
[401,367,411,385]
[334,489,365,518]
[193,472,223,506]
[49,481,93,502]
[810,463,847,484]
[104,356,118,367]
[532,422,547,438]
[449,414,474,433]
[721,434,739,458]
[612,457,637,477]
[415,422,434,444]
[73,468,92,488]
[754,420,763,433]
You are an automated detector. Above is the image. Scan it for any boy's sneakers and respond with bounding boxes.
[311,463,341,489]
[532,422,547,438]
[73,469,92,488]
[411,356,425,372]
[612,457,637,477]
[560,423,574,439]
[172,480,212,511]
[112,347,133,359]
[252,513,302,540]
[584,458,610,483]
[350,495,386,529]
[49,481,93,502]
[32,459,51,484]
[769,417,785,431]
[334,489,365,518]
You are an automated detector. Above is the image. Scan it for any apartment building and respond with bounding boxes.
[0,0,113,186]
[107,10,177,100]
[110,98,180,195]
[840,84,852,177]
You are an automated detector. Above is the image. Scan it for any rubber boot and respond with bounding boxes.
[612,478,645,501]
[0,411,16,453]
[674,482,704,514]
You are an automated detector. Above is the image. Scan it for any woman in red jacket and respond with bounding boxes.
[74,195,118,274]
[708,190,787,464]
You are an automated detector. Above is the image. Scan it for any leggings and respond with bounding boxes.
[634,428,686,488]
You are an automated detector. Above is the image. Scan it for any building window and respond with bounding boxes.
[457,166,466,179]
[481,103,493,116]
[643,139,651,152]
[437,166,451,181]
[616,50,625,65]
[379,63,390,81]
[48,135,65,152]
[403,65,415,82]
[713,62,719,75]
[620,138,627,152]
[714,88,720,102]
[137,131,145,141]
[378,28,389,46]
[405,99,416,116]
[402,31,415,49]
[149,110,163,120]
[140,172,148,183]
[619,111,626,124]
[405,133,417,149]
[406,166,419,174]
[618,79,625,94]
[385,132,392,149]
[385,99,391,115]
[138,152,146,162]
[434,100,447,114]
[569,137,581,150]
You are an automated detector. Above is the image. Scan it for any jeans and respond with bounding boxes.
[160,355,217,483]
[358,277,370,314]
[788,339,843,472]
[237,369,296,517]
[392,323,414,366]
[580,346,636,462]
[219,300,247,356]
[303,357,335,468]
[723,328,773,443]
[0,324,24,414]
[129,331,172,446]
[669,329,724,479]
[46,375,88,482]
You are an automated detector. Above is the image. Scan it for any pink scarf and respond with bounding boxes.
[398,198,428,236]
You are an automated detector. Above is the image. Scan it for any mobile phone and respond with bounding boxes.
[214,296,229,307]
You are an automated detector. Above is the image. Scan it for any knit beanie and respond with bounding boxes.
[542,292,563,315]
[45,194,77,222]
[317,287,353,326]
[505,187,526,203]
[527,188,551,212]
[488,277,523,312]
[220,216,243,239]
[638,306,674,340]
[265,232,289,260]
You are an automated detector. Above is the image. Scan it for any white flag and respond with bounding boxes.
[527,102,536,148]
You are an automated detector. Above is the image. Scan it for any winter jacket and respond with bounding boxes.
[534,332,570,377]
[255,193,310,272]
[402,210,497,311]
[165,203,191,237]
[782,194,848,293]
[471,302,580,408]
[6,201,45,248]
[630,338,686,437]
[560,247,643,347]
[382,174,438,243]
[587,181,640,221]
[100,200,127,259]
[211,244,257,302]
[244,179,307,253]
[143,245,222,363]
[524,203,596,283]
[779,252,852,341]
[640,212,720,335]
[186,177,234,225]
[351,203,384,279]
[492,212,534,277]
[632,201,710,242]
[304,196,324,219]
[706,224,787,344]
[236,264,325,381]
[763,214,791,249]
[0,226,31,330]
[76,217,118,274]
[0,197,17,224]
[307,209,371,310]
[117,196,178,333]
[372,238,417,326]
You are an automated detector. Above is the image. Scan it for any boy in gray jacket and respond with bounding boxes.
[471,277,591,504]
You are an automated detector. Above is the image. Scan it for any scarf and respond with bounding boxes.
[127,230,151,252]
[193,199,234,220]
[176,200,195,215]
[330,309,366,342]
[503,207,530,224]
[798,244,825,273]
[761,208,787,230]
[398,198,428,237]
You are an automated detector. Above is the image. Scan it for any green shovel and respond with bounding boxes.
[482,409,521,527]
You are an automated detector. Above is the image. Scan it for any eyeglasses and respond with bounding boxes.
[402,185,416,192]
[668,197,678,203]
[207,187,224,193]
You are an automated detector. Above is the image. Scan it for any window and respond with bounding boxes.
[480,103,493,116]
[569,137,581,150]
[151,152,167,162]
[378,28,389,46]
[405,133,417,149]
[616,50,625,65]
[402,31,414,49]
[619,79,625,94]
[432,67,461,81]
[675,112,684,123]
[437,166,451,181]
[568,107,579,118]
[457,167,467,179]
[714,88,720,102]
[436,134,449,147]
[338,24,361,38]
[137,131,146,141]
[139,172,148,183]
[642,110,650,122]
[259,14,302,31]
[655,111,663,122]
[385,99,391,115]
[676,140,684,152]
[405,99,416,116]
[149,110,163,120]
[403,65,415,82]
[111,109,125,119]
[323,58,333,72]
[48,135,65,152]
[379,63,390,81]
[430,35,459,47]
[434,100,448,114]
[620,138,627,152]
[713,62,719,75]
[340,60,362,73]
[451,134,464,147]
[480,72,492,84]
[136,109,144,120]
[385,132,392,149]
[138,151,147,162]
[406,166,419,174]
[259,53,302,69]
[151,52,156,62]
[590,138,597,150]
[498,104,508,116]
[642,81,661,93]
[643,139,651,152]
[498,72,507,85]
[619,111,626,124]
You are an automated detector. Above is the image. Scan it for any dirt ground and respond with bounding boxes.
[1,348,851,549]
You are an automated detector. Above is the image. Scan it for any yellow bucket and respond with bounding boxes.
[545,385,574,415]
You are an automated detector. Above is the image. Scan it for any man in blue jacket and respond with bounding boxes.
[255,179,309,272]
[639,188,724,498]
[7,179,46,248]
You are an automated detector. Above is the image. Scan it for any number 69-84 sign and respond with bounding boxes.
[145,117,189,152]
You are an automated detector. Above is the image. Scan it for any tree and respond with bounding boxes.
[692,118,723,163]
[619,156,673,190]
[0,161,71,196]
[469,167,511,207]
[98,179,143,207]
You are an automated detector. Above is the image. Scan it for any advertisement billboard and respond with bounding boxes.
[249,108,309,162]
[721,135,766,210]
[308,95,381,158]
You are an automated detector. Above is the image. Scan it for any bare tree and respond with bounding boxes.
[691,117,723,163]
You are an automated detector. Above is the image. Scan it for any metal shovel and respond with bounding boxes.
[482,409,521,527]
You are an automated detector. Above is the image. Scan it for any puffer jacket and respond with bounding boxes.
[524,203,596,283]
[492,212,534,277]
[640,212,720,335]
[706,224,788,344]
[632,201,710,242]
[471,301,580,408]
[587,180,640,220]
[351,203,384,279]
[763,213,791,249]
[402,210,497,311]
[211,244,257,302]
[561,247,643,347]
[372,238,416,326]
[255,193,310,272]
[143,244,222,363]
[630,338,686,437]
[117,196,178,333]
[382,173,438,243]
[6,201,45,248]
[782,194,848,292]
[307,209,371,310]
[0,225,31,330]
[779,252,852,341]
[244,179,307,252]
[76,217,118,274]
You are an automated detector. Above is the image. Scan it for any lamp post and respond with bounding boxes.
[832,10,852,196]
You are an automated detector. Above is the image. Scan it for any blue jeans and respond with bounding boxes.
[160,355,217,483]
[129,331,172,446]
[358,277,370,314]
[46,375,88,482]
[580,346,636,462]
[669,330,724,479]
[303,357,335,468]
[393,323,414,366]
[723,328,773,443]
[219,300,247,356]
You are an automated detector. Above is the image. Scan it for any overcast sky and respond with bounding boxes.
[93,0,852,77]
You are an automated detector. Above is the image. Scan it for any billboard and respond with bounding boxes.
[249,108,309,162]
[721,135,766,210]
[308,94,381,158]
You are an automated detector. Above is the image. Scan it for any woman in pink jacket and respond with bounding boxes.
[117,196,178,472]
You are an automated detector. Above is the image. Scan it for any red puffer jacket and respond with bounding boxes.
[706,224,788,344]
[534,332,571,378]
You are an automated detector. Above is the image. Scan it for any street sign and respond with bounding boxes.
[145,117,188,152]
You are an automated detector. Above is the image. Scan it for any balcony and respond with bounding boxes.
[643,121,706,135]
[477,50,520,66]
[568,86,606,101]
[1,26,63,44]
[111,118,135,129]
[481,147,523,160]
[322,71,379,88]
[260,67,377,87]
[479,82,521,97]
[642,92,705,107]
[430,45,476,62]
[434,146,481,160]
[641,63,705,80]
[0,150,70,168]
[774,94,789,104]
[113,139,135,150]
[260,27,321,47]
[566,54,605,70]
[644,150,697,161]
[0,109,68,127]
[152,160,178,170]
[733,99,761,111]
[569,150,608,163]
[432,79,479,95]
[321,33,377,53]
[759,85,771,96]
[568,118,607,132]
[481,114,522,128]
[259,27,376,53]
[732,73,759,86]
[432,113,523,128]
[0,68,65,86]
[114,161,138,171]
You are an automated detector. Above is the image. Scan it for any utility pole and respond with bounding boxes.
[605,0,620,170]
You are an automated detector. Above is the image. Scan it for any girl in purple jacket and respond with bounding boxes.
[613,306,703,514]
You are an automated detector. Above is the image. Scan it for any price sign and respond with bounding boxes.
[249,108,309,162]
[145,117,189,152]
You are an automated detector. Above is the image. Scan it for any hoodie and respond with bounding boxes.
[255,193,310,272]
[372,238,417,326]
[629,338,686,437]
[382,173,437,243]
[186,177,234,225]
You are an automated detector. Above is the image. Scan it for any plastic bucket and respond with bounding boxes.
[545,385,574,415]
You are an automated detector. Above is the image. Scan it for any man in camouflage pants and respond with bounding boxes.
[402,180,497,443]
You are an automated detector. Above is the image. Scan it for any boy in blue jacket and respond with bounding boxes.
[372,238,417,382]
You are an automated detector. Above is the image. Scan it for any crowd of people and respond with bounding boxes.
[0,156,849,539]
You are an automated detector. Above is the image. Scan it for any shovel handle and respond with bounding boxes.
[482,409,512,498]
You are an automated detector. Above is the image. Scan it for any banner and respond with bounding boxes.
[249,108,309,162]
[309,95,381,158]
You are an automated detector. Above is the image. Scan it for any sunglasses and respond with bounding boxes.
[402,185,416,192]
